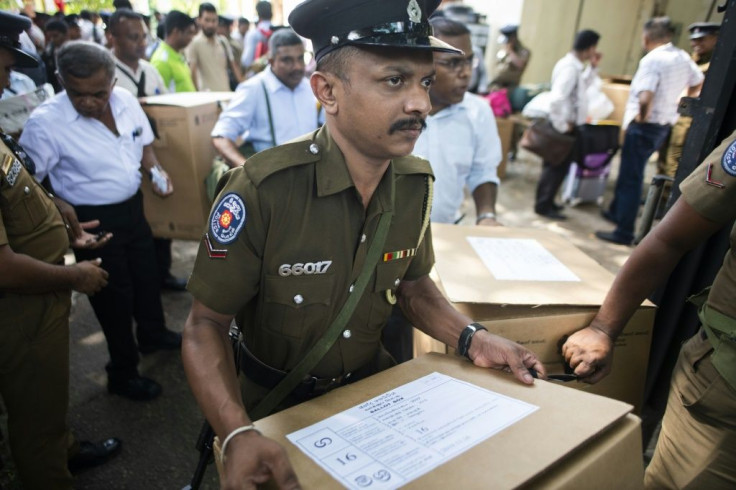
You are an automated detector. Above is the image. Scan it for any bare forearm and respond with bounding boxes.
[472,182,497,215]
[638,91,654,122]
[397,275,469,348]
[0,245,80,293]
[213,137,246,168]
[182,310,251,439]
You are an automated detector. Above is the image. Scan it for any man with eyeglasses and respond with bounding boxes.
[19,41,181,402]
[385,16,502,363]
[212,28,323,168]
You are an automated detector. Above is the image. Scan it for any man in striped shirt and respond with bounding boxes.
[597,17,703,246]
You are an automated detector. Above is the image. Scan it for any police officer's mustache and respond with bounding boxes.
[389,118,427,134]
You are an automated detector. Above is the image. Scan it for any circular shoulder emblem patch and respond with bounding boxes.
[210,193,247,244]
[721,140,736,177]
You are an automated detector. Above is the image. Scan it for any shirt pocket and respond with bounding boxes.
[369,261,408,326]
[262,273,335,339]
[2,179,50,235]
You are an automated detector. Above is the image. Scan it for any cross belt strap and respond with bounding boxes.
[248,207,394,421]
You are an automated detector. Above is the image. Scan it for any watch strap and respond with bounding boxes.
[457,322,487,360]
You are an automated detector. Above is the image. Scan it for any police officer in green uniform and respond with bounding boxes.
[562,131,736,487]
[182,0,546,487]
[0,12,120,489]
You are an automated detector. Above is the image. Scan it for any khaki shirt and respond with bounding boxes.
[492,44,530,88]
[0,138,68,265]
[680,129,736,319]
[188,126,435,378]
[186,32,233,92]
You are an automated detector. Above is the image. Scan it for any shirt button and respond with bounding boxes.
[349,284,355,293]
[360,234,366,243]
[309,143,320,155]
[342,329,352,339]
[23,186,30,195]
[293,294,304,305]
[394,278,400,287]
[48,192,54,198]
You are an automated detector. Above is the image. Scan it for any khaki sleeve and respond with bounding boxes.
[680,129,736,224]
[187,168,266,315]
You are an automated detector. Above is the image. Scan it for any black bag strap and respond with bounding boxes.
[116,63,146,98]
[259,80,276,148]
[249,180,395,420]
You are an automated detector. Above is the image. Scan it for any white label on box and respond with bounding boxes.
[466,237,581,282]
[286,372,538,489]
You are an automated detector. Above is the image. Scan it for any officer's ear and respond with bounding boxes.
[310,71,340,116]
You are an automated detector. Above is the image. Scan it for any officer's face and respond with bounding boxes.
[430,33,473,114]
[327,47,434,163]
[691,34,718,57]
[113,18,147,63]
[62,69,116,119]
[0,48,14,98]
[270,44,306,90]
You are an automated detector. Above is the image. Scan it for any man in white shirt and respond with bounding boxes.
[415,16,502,226]
[20,42,180,402]
[109,9,167,98]
[212,28,322,167]
[240,0,272,73]
[597,17,703,245]
[535,29,600,220]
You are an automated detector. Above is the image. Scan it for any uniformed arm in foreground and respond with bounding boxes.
[562,135,736,382]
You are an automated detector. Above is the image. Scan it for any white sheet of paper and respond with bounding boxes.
[466,237,581,282]
[286,372,538,489]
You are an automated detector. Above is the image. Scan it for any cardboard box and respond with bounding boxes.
[601,81,631,129]
[414,224,655,412]
[140,92,233,240]
[495,117,514,180]
[255,353,644,489]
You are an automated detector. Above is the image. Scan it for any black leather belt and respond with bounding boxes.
[239,343,357,401]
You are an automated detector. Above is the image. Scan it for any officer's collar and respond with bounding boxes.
[315,125,394,214]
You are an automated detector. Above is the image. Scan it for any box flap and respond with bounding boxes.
[256,353,633,489]
[140,91,233,107]
[431,223,616,307]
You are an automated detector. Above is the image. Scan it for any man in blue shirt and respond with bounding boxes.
[212,28,322,167]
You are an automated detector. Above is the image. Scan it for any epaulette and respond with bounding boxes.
[394,154,434,178]
[243,136,321,187]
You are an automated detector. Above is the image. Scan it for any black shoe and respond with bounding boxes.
[601,209,617,224]
[161,274,187,291]
[107,375,162,401]
[595,230,632,246]
[535,209,568,221]
[138,329,182,354]
[68,438,122,473]
[551,203,564,212]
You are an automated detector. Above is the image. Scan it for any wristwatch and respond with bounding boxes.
[457,323,487,360]
[476,212,497,224]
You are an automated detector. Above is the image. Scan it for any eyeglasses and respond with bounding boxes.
[435,55,477,72]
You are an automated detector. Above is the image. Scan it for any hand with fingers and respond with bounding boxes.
[468,330,547,384]
[222,431,302,490]
[72,258,109,295]
[561,325,615,384]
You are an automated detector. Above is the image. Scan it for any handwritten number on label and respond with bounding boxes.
[336,453,357,465]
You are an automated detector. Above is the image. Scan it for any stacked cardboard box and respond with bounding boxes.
[415,224,655,413]
[140,92,233,240]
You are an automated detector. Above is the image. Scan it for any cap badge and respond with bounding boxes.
[407,0,422,23]
[721,139,736,177]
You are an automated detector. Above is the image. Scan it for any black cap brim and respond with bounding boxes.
[3,45,39,68]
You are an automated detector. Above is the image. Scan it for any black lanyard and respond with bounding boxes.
[116,63,147,98]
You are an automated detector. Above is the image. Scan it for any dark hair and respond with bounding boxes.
[317,44,361,84]
[45,19,68,34]
[219,16,233,27]
[79,10,92,20]
[57,41,115,82]
[165,10,195,37]
[644,17,675,42]
[113,0,133,10]
[256,1,272,20]
[573,29,600,51]
[429,16,470,37]
[156,22,165,39]
[268,28,302,57]
[238,17,250,26]
[108,8,142,36]
[199,2,217,17]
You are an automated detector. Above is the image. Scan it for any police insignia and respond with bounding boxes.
[407,0,422,23]
[721,139,736,177]
[210,193,246,244]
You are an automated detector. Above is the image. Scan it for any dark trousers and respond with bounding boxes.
[154,238,172,280]
[74,191,167,379]
[534,131,577,213]
[608,122,671,241]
